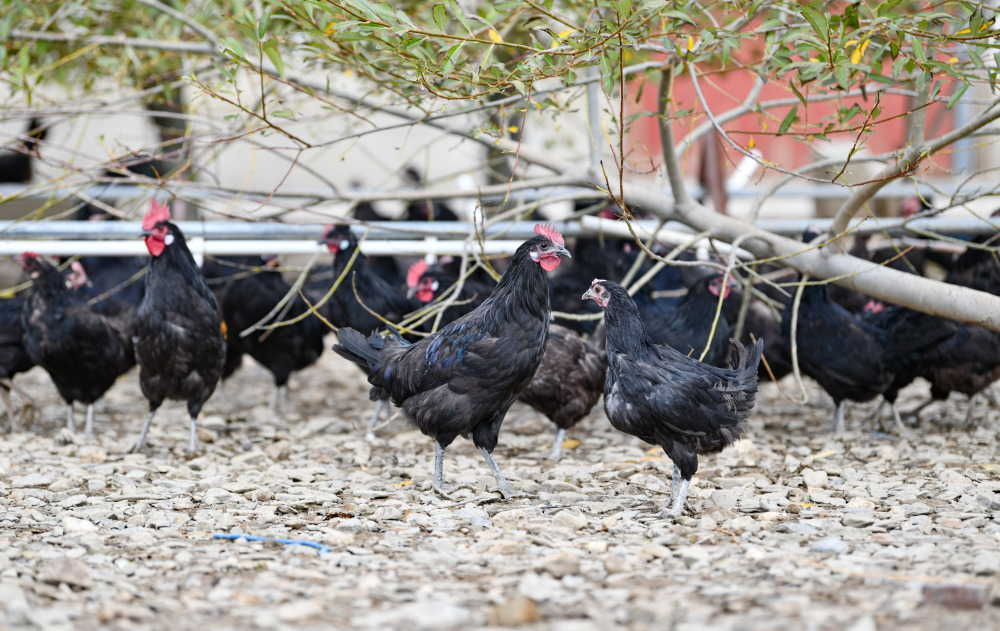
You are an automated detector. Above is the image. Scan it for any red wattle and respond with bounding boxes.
[539,254,562,272]
[145,236,166,257]
[416,289,435,303]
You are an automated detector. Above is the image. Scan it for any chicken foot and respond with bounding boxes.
[478,446,515,499]
[663,477,691,518]
[549,427,566,461]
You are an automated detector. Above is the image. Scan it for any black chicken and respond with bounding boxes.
[517,324,607,460]
[0,297,35,426]
[781,275,896,433]
[583,279,762,517]
[18,254,135,436]
[133,201,225,455]
[644,273,739,367]
[334,224,570,497]
[0,118,46,183]
[405,259,494,329]
[216,255,326,411]
[320,224,419,438]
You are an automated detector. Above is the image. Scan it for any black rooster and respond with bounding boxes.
[517,324,607,460]
[133,201,225,455]
[0,297,35,427]
[334,224,570,497]
[583,279,762,517]
[18,254,134,436]
[320,224,418,438]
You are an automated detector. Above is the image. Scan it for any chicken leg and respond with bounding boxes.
[668,463,681,506]
[188,416,198,457]
[84,403,94,437]
[432,440,452,494]
[549,427,566,460]
[66,404,75,433]
[132,410,157,453]
[831,400,847,434]
[478,446,515,498]
[365,398,388,442]
[665,478,691,517]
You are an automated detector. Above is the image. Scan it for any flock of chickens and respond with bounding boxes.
[1,193,999,517]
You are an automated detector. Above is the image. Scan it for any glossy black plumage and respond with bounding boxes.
[781,279,895,431]
[319,224,417,333]
[517,324,607,459]
[0,118,46,183]
[644,274,736,367]
[19,255,134,433]
[0,297,35,423]
[586,280,762,516]
[211,256,326,400]
[334,232,568,496]
[134,220,225,454]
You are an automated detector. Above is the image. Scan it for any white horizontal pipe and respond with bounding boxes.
[579,216,756,259]
[0,239,527,257]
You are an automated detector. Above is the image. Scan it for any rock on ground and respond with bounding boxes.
[1,353,1000,630]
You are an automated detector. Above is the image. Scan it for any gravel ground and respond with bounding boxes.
[2,351,1000,631]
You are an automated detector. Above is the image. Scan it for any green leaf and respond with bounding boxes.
[947,82,969,110]
[271,109,295,119]
[262,40,284,76]
[789,83,807,108]
[778,105,798,135]
[222,36,244,59]
[800,5,829,39]
[258,6,272,39]
[433,4,447,32]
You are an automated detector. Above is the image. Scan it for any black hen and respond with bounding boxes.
[0,118,46,183]
[0,297,35,426]
[320,224,419,438]
[781,277,895,433]
[334,224,570,497]
[19,254,134,435]
[644,273,739,367]
[405,259,494,330]
[517,324,607,460]
[217,256,326,410]
[583,279,762,517]
[133,201,225,455]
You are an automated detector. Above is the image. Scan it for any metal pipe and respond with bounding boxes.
[0,239,526,257]
[0,216,996,242]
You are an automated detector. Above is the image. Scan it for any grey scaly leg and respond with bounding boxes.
[549,427,566,460]
[890,403,907,434]
[284,384,292,408]
[668,463,681,506]
[132,410,156,453]
[66,404,75,433]
[832,401,847,434]
[85,403,94,437]
[432,441,452,494]
[188,416,198,457]
[964,394,978,427]
[268,386,281,413]
[666,478,691,517]
[365,399,386,442]
[478,446,515,499]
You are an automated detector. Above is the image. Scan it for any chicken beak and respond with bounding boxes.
[556,245,571,259]
[406,287,416,299]
[582,287,594,301]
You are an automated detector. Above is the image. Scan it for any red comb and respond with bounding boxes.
[406,260,428,289]
[142,200,171,231]
[534,222,564,248]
